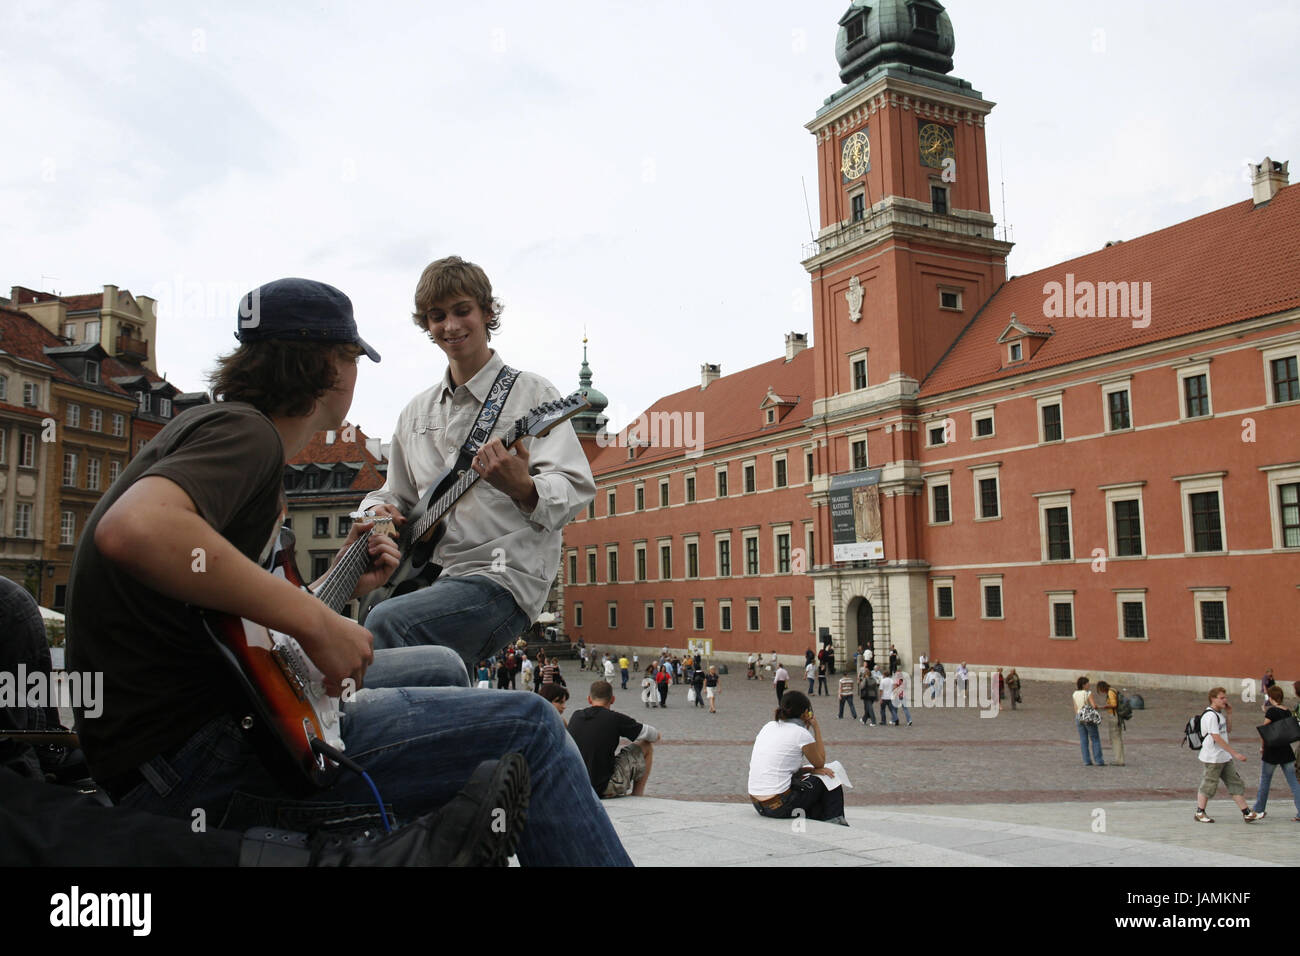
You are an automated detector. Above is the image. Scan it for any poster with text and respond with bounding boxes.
[829,469,884,561]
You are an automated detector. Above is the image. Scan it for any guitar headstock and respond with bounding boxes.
[350,510,396,538]
[516,392,590,439]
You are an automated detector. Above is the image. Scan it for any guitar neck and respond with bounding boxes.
[313,530,374,613]
[410,421,525,541]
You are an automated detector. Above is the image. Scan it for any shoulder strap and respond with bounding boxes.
[453,364,520,471]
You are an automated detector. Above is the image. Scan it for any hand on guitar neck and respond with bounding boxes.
[470,438,538,510]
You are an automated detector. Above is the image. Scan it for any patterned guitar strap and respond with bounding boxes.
[453,364,520,475]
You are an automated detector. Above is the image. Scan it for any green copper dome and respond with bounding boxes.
[835,0,956,84]
[572,338,609,436]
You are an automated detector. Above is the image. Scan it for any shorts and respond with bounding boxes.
[704,687,716,699]
[602,742,647,798]
[1198,759,1245,798]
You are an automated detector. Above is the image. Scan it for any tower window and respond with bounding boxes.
[850,193,866,222]
[931,185,948,215]
[845,13,867,45]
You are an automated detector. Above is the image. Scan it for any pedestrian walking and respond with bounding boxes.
[817,660,830,697]
[1251,685,1300,821]
[1194,687,1259,823]
[837,672,858,720]
[805,659,816,695]
[691,664,705,708]
[1096,679,1124,765]
[704,666,720,714]
[859,666,879,725]
[1006,668,1021,710]
[774,663,790,704]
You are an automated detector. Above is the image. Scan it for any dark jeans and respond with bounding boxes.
[881,700,898,724]
[817,677,829,696]
[775,680,787,703]
[862,697,877,723]
[657,682,668,707]
[752,775,845,824]
[837,696,858,719]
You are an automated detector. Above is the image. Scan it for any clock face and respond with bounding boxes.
[840,130,869,181]
[918,122,955,168]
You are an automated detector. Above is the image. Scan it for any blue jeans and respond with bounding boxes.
[897,702,912,724]
[1253,760,1300,815]
[366,573,530,668]
[1077,719,1104,765]
[880,700,898,723]
[117,646,631,866]
[837,696,857,719]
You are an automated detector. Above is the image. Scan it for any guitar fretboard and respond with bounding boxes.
[314,526,382,612]
[410,420,526,541]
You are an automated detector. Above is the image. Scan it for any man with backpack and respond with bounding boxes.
[1191,687,1260,823]
[1096,680,1126,766]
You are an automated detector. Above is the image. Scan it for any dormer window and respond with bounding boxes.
[1008,342,1023,363]
[844,10,868,46]
[158,397,172,418]
[766,408,775,424]
[85,360,100,384]
[909,1,940,33]
[137,391,151,413]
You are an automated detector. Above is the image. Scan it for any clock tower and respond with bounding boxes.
[804,0,1013,663]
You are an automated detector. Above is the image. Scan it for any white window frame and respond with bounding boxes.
[23,382,39,408]
[567,550,578,586]
[85,360,99,385]
[1034,490,1075,563]
[89,408,102,432]
[1101,377,1133,433]
[644,602,656,629]
[925,418,950,448]
[970,462,1002,521]
[772,454,788,489]
[60,510,75,545]
[805,447,815,483]
[607,489,616,515]
[849,349,869,391]
[586,547,598,584]
[714,532,731,578]
[85,320,100,343]
[773,525,792,574]
[742,458,756,494]
[924,470,953,525]
[606,545,619,583]
[111,413,125,437]
[607,602,618,629]
[716,465,729,498]
[1114,589,1148,642]
[0,374,7,402]
[718,600,732,631]
[1101,482,1147,559]
[970,406,995,440]
[1176,362,1213,420]
[1007,341,1023,363]
[62,452,78,487]
[693,600,706,631]
[1036,392,1064,444]
[1191,587,1230,643]
[634,542,648,581]
[634,482,645,511]
[804,521,815,572]
[66,404,81,428]
[777,598,793,633]
[849,433,868,472]
[932,576,955,619]
[15,502,32,538]
[684,535,700,579]
[158,397,172,417]
[658,477,670,508]
[1047,590,1076,640]
[1260,342,1300,405]
[979,574,1004,621]
[685,472,696,503]
[108,459,121,484]
[746,599,761,632]
[1261,462,1300,550]
[662,600,674,630]
[87,457,101,491]
[809,597,816,634]
[938,286,962,311]
[742,529,760,576]
[574,602,583,628]
[19,433,35,468]
[658,538,672,581]
[1176,472,1227,555]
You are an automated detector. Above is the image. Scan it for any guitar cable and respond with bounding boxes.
[311,739,394,833]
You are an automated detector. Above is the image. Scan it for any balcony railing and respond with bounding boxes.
[115,334,149,362]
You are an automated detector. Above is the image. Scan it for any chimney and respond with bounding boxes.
[785,332,808,361]
[1251,156,1289,205]
[700,363,721,389]
[365,437,383,459]
[102,284,118,310]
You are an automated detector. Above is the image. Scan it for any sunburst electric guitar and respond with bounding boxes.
[358,392,589,624]
[201,515,392,790]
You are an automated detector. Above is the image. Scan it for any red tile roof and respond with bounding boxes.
[0,307,81,388]
[586,348,816,475]
[8,287,103,311]
[287,426,384,466]
[921,183,1300,395]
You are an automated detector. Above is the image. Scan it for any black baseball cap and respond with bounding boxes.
[234,277,381,362]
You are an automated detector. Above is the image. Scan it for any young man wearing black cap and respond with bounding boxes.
[66,278,631,866]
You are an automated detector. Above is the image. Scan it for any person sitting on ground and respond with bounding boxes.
[566,680,660,798]
[747,690,847,826]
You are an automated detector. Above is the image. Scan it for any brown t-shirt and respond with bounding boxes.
[67,403,285,781]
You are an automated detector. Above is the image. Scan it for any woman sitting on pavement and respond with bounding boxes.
[747,690,847,826]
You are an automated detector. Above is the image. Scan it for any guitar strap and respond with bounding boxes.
[452,364,520,474]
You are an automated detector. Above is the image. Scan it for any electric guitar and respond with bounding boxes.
[358,392,589,624]
[201,516,392,790]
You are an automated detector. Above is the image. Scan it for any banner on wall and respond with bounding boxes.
[829,469,884,561]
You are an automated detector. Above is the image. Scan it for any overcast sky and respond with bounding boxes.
[3,0,1296,440]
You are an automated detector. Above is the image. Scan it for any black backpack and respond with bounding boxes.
[1115,691,1133,722]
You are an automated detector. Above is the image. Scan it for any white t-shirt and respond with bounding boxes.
[1199,709,1230,764]
[805,662,816,680]
[747,719,816,796]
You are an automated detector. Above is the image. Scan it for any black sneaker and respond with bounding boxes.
[312,754,530,866]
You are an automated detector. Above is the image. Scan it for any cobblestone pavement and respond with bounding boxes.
[575,669,1291,808]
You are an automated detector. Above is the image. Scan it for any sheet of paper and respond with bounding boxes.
[819,759,852,791]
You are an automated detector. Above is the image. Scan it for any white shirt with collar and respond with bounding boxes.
[361,351,595,620]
